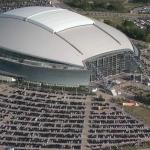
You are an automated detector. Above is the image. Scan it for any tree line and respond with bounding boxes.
[104,20,150,42]
[117,20,150,42]
[64,0,126,12]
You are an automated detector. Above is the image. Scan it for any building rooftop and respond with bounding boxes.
[0,7,135,66]
[3,7,94,33]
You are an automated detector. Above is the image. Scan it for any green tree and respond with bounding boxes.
[117,20,149,42]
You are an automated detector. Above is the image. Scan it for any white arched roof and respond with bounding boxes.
[2,7,94,33]
[0,7,134,67]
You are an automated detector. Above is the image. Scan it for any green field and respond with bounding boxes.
[84,13,124,27]
[124,106,150,126]
[114,104,150,150]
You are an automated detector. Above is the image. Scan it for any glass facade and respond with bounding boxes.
[0,48,83,70]
[0,48,90,87]
[0,48,139,86]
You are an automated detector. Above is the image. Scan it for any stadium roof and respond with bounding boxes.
[0,7,134,66]
[3,7,94,33]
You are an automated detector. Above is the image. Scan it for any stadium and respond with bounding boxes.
[0,6,140,87]
[0,6,150,150]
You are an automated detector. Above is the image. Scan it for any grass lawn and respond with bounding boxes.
[85,13,124,26]
[116,105,150,150]
[124,106,150,126]
[121,141,150,150]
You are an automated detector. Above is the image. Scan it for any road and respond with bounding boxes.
[138,148,150,150]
